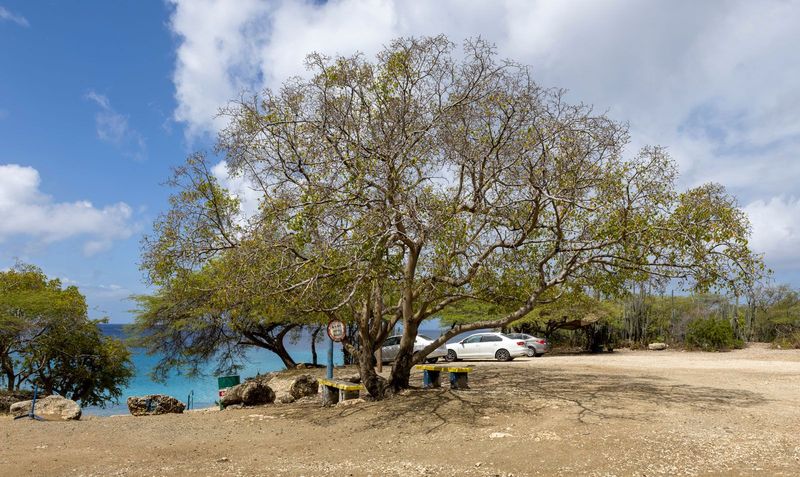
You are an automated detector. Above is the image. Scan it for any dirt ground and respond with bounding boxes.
[2,344,799,476]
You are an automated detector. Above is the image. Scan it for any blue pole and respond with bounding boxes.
[31,384,38,417]
[326,336,334,379]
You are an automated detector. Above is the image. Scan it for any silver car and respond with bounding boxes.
[506,333,549,357]
[377,334,448,364]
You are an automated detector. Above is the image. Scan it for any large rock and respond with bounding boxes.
[289,375,319,399]
[10,395,81,420]
[648,342,668,351]
[268,374,319,404]
[127,394,185,416]
[220,379,275,407]
[240,380,276,405]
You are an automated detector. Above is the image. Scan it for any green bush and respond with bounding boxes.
[685,318,743,351]
[772,331,800,349]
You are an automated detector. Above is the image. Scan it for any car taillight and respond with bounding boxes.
[516,341,525,346]
[536,339,546,344]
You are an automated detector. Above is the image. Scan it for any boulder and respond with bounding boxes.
[648,342,668,351]
[289,375,319,399]
[267,374,318,403]
[220,380,275,407]
[127,394,185,416]
[240,380,276,405]
[10,395,81,421]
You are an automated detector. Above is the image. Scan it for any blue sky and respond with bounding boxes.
[1,1,202,321]
[2,1,800,322]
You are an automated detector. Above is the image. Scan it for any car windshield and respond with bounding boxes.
[501,334,515,339]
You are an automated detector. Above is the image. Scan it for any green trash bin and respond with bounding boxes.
[217,375,240,409]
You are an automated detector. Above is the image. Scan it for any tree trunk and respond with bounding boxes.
[4,370,13,392]
[1,358,15,391]
[388,319,421,392]
[310,326,321,366]
[271,338,297,369]
[355,322,389,398]
[243,324,299,369]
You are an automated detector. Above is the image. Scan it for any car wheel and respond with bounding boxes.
[426,357,439,364]
[495,349,511,361]
[446,350,458,362]
[525,348,535,357]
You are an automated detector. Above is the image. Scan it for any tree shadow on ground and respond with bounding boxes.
[291,365,766,434]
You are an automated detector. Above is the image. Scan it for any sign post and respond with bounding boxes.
[326,319,346,379]
[217,375,240,410]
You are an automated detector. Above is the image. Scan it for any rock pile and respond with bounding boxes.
[221,373,319,407]
[220,378,276,407]
[265,374,319,404]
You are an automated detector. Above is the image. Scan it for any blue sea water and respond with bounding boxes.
[87,323,482,416]
[85,324,346,416]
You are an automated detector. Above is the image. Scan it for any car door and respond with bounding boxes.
[459,335,483,358]
[479,334,503,358]
[381,336,400,362]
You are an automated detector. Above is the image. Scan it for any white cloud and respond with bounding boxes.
[167,0,800,279]
[86,91,147,161]
[744,197,800,268]
[0,6,29,27]
[0,164,134,255]
[211,160,261,220]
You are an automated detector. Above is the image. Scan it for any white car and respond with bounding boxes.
[445,332,529,362]
[377,334,448,364]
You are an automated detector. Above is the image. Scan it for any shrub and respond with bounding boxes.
[772,331,800,349]
[685,318,743,351]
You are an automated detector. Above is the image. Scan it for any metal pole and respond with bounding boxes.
[15,384,43,421]
[326,336,334,379]
[31,384,38,417]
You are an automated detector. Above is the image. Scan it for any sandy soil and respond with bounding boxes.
[2,344,799,476]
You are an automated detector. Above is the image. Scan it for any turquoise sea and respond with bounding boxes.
[87,323,472,416]
[85,324,346,416]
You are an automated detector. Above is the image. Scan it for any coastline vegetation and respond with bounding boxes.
[0,263,133,407]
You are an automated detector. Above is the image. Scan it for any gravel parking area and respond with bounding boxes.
[2,344,799,476]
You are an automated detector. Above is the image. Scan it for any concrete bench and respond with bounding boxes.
[318,378,363,406]
[415,364,474,390]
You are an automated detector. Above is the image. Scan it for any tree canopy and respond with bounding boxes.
[131,249,327,379]
[141,36,763,397]
[0,264,133,407]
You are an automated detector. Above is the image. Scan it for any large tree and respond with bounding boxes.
[143,36,762,398]
[0,264,133,406]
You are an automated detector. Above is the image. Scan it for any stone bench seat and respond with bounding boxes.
[414,364,474,390]
[318,378,363,406]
